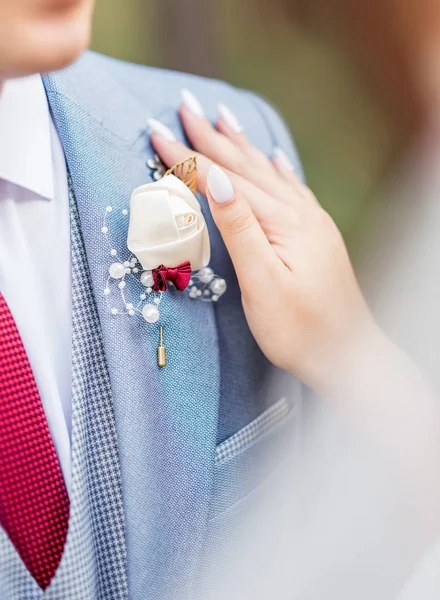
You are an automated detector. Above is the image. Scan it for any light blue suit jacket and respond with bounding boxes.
[42,51,304,599]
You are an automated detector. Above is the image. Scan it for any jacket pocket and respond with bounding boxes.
[215,396,292,465]
[210,394,302,520]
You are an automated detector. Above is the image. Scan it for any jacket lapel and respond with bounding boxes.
[43,53,221,599]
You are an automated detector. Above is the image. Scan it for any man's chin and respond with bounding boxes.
[25,21,92,75]
[0,5,93,79]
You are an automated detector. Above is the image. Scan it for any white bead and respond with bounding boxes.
[118,281,126,290]
[124,261,130,268]
[197,267,214,284]
[190,286,198,294]
[153,298,160,305]
[140,293,146,300]
[133,268,139,274]
[101,226,108,234]
[111,308,118,315]
[212,295,219,302]
[103,288,110,296]
[106,206,113,213]
[126,303,134,310]
[111,249,117,257]
[130,258,137,267]
[125,268,131,274]
[142,303,160,323]
[140,271,154,287]
[129,309,135,316]
[210,278,227,296]
[196,289,202,297]
[109,262,125,279]
[203,289,210,296]
[146,287,152,294]
[122,209,128,216]
[189,279,194,286]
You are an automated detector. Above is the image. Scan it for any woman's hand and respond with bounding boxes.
[149,96,380,394]
[149,95,440,538]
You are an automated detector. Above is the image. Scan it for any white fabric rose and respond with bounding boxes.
[127,174,211,271]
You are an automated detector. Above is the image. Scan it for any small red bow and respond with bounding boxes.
[152,262,192,292]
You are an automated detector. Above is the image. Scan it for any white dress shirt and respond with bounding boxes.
[0,75,72,492]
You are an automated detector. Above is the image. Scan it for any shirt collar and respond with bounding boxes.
[0,75,54,200]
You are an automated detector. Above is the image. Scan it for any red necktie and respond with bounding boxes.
[0,292,69,590]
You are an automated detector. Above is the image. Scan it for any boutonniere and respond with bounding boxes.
[102,157,227,367]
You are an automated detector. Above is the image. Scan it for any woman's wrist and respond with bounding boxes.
[300,318,392,399]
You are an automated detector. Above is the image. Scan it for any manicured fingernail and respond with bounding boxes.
[181,88,205,118]
[218,103,243,133]
[207,165,235,204]
[147,118,176,141]
[272,147,295,172]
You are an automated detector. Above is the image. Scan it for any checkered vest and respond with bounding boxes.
[0,184,128,599]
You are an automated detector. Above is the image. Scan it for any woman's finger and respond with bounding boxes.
[150,128,287,227]
[271,147,321,205]
[179,98,301,206]
[180,91,247,171]
[217,103,282,174]
[205,165,279,292]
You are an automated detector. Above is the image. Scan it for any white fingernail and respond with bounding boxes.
[147,118,176,141]
[207,165,235,204]
[218,103,243,133]
[272,147,295,172]
[181,88,205,118]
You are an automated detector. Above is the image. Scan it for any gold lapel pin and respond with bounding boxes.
[157,326,167,368]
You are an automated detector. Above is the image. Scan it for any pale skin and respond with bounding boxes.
[0,0,439,569]
[152,104,440,546]
[0,0,94,81]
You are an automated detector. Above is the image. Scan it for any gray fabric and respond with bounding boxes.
[0,51,304,599]
[0,183,128,600]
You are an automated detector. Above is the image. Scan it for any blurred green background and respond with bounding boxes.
[91,0,399,243]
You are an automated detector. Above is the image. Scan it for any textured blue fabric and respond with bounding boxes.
[38,51,304,600]
[0,168,128,600]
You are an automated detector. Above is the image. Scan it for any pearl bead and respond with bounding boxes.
[130,258,137,267]
[146,287,152,294]
[111,308,118,315]
[123,261,130,268]
[106,206,113,213]
[103,288,110,296]
[111,249,117,257]
[128,309,135,316]
[197,267,214,284]
[140,271,154,287]
[196,290,202,297]
[189,286,199,298]
[133,268,139,274]
[109,262,125,279]
[142,303,160,323]
[122,209,128,216]
[101,226,108,234]
[118,281,126,290]
[153,298,160,305]
[210,278,227,296]
[126,303,133,310]
[125,268,131,275]
[140,293,146,300]
[212,295,219,302]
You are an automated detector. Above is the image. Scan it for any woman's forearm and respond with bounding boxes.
[319,326,440,535]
